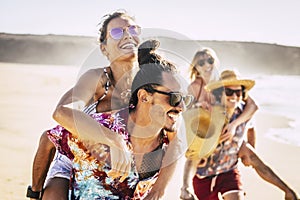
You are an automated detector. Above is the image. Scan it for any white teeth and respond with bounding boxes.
[168,113,178,120]
[205,67,212,72]
[121,43,136,49]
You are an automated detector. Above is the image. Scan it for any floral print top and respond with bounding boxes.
[48,108,169,200]
[195,104,247,178]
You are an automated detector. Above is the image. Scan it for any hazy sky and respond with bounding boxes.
[1,0,300,47]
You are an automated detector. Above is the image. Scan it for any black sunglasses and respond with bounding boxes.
[197,57,214,66]
[150,88,193,107]
[224,88,243,97]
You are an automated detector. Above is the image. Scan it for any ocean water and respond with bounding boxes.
[249,74,300,147]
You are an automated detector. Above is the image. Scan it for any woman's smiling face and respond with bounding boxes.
[102,16,140,62]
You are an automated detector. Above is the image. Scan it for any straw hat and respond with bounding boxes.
[205,70,255,92]
[183,105,228,160]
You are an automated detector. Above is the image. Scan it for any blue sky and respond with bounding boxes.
[1,0,300,47]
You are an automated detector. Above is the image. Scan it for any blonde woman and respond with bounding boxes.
[181,48,258,200]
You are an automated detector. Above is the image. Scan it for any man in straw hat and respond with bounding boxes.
[180,70,298,200]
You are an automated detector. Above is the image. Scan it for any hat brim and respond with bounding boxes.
[183,106,227,160]
[205,79,255,92]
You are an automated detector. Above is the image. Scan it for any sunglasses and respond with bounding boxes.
[197,57,214,66]
[109,25,141,40]
[150,88,194,107]
[224,88,243,97]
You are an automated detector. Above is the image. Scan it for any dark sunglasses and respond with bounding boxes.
[224,88,243,97]
[150,88,193,107]
[109,25,141,40]
[197,57,214,66]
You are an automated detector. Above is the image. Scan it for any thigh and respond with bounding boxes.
[43,153,72,199]
[193,176,219,200]
[44,152,72,187]
[42,177,69,200]
[217,169,244,200]
[222,191,244,200]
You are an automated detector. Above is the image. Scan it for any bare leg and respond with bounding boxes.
[42,177,69,200]
[222,191,244,200]
[180,158,197,200]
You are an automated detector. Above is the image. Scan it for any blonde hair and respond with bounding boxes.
[189,47,220,82]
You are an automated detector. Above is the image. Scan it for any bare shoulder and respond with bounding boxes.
[73,67,110,93]
[188,79,204,93]
[190,78,204,87]
[83,67,105,77]
[79,67,108,82]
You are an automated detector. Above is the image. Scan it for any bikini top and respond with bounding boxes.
[82,67,111,114]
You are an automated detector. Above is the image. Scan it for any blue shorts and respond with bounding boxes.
[44,151,72,187]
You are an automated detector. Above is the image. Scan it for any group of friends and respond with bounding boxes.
[26,10,299,200]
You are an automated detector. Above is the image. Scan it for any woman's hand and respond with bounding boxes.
[107,141,132,182]
[219,122,237,143]
[86,137,132,182]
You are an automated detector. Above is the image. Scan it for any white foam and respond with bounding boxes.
[250,74,300,147]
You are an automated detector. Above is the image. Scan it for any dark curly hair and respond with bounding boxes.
[98,10,136,44]
[129,39,177,112]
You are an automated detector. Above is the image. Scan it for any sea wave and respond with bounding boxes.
[251,74,300,147]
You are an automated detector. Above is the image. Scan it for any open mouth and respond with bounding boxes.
[205,67,213,73]
[167,110,180,122]
[229,99,237,102]
[120,42,137,49]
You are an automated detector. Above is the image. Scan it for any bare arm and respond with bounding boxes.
[53,69,132,180]
[180,158,198,199]
[239,142,299,200]
[246,127,256,148]
[53,68,125,146]
[30,73,95,194]
[235,95,258,125]
[31,131,56,192]
[222,96,258,140]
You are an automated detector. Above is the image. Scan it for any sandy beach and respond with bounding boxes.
[0,62,299,200]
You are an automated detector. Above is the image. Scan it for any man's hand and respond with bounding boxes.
[143,188,164,200]
[284,188,299,200]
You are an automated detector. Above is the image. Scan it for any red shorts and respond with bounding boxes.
[193,168,243,200]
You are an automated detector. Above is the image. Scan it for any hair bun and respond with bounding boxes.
[138,39,161,66]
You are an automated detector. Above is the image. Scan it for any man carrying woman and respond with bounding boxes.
[181,70,298,200]
[28,10,185,200]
